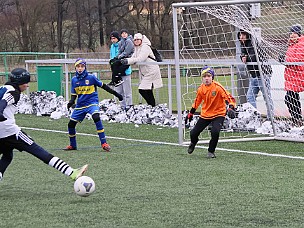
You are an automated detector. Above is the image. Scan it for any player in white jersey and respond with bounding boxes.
[0,68,88,182]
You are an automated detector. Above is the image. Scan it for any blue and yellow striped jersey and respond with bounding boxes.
[71,74,103,108]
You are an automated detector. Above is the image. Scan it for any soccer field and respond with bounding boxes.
[2,114,304,227]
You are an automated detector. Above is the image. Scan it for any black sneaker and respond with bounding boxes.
[108,81,115,86]
[187,143,195,154]
[114,79,124,87]
[207,151,216,158]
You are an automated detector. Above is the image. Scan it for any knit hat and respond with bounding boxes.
[110,31,120,41]
[201,66,215,79]
[120,29,129,35]
[290,24,302,36]
[134,33,143,40]
[74,58,86,68]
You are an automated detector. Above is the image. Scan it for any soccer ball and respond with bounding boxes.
[74,176,95,197]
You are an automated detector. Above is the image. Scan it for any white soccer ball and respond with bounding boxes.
[74,176,96,197]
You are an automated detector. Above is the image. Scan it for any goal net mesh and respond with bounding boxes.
[176,0,304,143]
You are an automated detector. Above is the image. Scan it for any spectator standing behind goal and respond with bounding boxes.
[238,30,274,120]
[185,66,236,158]
[282,24,304,126]
[0,68,88,182]
[108,29,134,87]
[120,33,163,107]
[64,58,123,152]
[109,31,133,111]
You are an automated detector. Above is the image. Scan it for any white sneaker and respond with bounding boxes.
[0,172,3,181]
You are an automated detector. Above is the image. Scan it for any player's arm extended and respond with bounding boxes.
[101,84,123,101]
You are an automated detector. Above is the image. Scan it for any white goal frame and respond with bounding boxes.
[172,0,304,145]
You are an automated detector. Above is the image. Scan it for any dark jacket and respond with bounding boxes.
[238,31,272,78]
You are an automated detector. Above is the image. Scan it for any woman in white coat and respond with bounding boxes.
[121,33,163,107]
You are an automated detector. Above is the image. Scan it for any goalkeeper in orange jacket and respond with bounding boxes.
[184,66,236,158]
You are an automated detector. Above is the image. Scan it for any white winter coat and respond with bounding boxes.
[126,35,163,90]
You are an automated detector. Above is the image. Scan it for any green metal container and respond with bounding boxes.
[37,65,63,95]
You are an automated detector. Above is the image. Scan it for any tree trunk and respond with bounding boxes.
[57,0,64,52]
[149,0,156,44]
[75,0,81,50]
[98,0,104,46]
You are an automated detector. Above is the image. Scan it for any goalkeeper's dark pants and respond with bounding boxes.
[0,130,53,175]
[190,116,225,153]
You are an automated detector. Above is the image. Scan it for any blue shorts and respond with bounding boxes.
[70,105,100,122]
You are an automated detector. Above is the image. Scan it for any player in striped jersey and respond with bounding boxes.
[64,58,123,152]
[0,68,87,182]
[184,66,236,158]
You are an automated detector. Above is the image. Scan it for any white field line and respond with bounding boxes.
[23,127,304,160]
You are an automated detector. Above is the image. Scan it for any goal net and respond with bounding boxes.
[172,0,304,144]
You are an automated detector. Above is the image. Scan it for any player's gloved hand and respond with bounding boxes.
[184,112,194,125]
[227,105,236,119]
[67,101,75,110]
[109,57,118,65]
[116,93,123,101]
[0,113,7,122]
[120,59,128,65]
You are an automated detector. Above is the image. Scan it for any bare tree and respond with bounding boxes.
[97,0,104,46]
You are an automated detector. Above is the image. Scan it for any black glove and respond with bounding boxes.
[227,105,236,119]
[120,59,128,65]
[116,93,123,101]
[109,57,119,65]
[0,113,7,122]
[184,113,194,125]
[67,100,75,110]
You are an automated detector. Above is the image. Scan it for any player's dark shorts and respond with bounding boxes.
[70,105,100,122]
[0,130,53,163]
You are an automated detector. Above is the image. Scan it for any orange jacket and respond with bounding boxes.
[192,81,236,119]
[284,36,304,92]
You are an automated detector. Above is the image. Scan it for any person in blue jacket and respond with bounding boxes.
[109,30,133,110]
[64,58,123,152]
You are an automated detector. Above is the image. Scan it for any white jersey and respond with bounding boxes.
[0,84,21,138]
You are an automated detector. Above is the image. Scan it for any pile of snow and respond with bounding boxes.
[16,91,304,138]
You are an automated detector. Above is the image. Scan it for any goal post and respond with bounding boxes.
[172,0,304,144]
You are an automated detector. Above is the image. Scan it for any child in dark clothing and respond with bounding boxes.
[108,29,134,87]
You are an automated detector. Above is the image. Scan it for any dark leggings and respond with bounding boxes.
[139,89,156,107]
[110,59,128,83]
[190,116,225,153]
[285,90,302,122]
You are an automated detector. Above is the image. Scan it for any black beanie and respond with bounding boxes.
[120,29,129,35]
[290,24,302,36]
[110,31,120,40]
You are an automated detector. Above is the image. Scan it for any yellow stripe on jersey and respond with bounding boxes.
[75,85,95,95]
[97,129,105,133]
